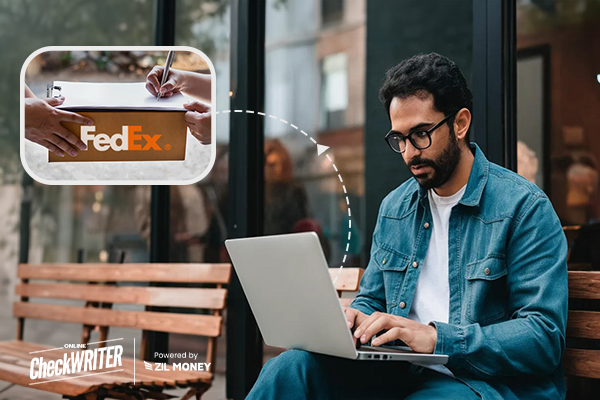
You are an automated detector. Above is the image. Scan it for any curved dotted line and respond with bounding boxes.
[214,109,351,283]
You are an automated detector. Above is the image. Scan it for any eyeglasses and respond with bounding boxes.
[384,113,456,154]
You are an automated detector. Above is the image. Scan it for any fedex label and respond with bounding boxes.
[50,111,187,163]
[81,126,162,151]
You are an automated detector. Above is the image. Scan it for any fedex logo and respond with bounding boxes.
[81,126,163,152]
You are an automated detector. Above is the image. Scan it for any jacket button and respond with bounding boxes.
[412,261,418,268]
[399,301,406,309]
[382,259,386,265]
[424,222,430,229]
[484,267,491,275]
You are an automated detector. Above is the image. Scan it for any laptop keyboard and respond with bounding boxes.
[360,345,413,353]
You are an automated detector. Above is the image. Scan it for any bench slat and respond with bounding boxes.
[18,263,231,284]
[15,283,227,310]
[567,311,600,340]
[563,348,600,379]
[13,302,222,337]
[329,268,363,292]
[568,271,600,299]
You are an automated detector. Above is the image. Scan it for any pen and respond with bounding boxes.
[157,50,175,101]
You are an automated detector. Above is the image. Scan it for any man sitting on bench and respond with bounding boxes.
[247,53,568,399]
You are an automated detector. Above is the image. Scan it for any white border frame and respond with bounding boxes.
[20,46,217,185]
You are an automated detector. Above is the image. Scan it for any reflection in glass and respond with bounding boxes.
[265,0,365,268]
[516,0,600,272]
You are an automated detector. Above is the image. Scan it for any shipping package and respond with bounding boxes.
[49,81,188,163]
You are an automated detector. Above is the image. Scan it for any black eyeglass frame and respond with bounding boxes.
[384,112,457,154]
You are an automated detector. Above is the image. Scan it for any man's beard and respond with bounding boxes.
[407,130,461,190]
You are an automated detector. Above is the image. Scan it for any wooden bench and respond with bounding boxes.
[564,270,600,397]
[329,267,364,307]
[330,266,600,396]
[0,263,231,400]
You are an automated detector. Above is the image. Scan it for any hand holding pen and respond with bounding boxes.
[145,54,211,103]
[157,50,174,101]
[145,51,181,99]
[145,54,213,145]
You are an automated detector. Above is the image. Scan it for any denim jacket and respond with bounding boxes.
[351,143,568,400]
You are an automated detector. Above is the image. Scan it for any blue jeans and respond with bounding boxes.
[246,350,482,400]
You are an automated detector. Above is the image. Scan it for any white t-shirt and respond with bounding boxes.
[408,184,467,377]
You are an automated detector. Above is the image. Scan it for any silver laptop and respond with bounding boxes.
[224,232,448,365]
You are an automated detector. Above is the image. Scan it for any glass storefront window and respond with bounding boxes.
[262,0,366,362]
[516,0,600,269]
[169,2,231,390]
[0,0,156,363]
[23,51,173,265]
[264,0,366,269]
[172,0,231,264]
[0,1,232,394]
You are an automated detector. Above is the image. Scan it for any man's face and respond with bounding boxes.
[389,95,461,190]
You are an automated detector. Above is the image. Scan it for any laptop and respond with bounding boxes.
[224,232,448,365]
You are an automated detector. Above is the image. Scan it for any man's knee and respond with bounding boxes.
[264,349,321,375]
[248,350,330,400]
[251,350,324,395]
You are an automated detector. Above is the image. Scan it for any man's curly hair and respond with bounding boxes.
[379,53,473,142]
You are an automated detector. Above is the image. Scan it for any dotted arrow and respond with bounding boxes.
[317,144,329,156]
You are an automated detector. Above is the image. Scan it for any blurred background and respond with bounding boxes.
[1,0,600,399]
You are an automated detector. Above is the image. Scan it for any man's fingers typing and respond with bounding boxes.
[360,314,392,343]
[344,308,362,329]
[371,327,403,347]
[354,312,402,344]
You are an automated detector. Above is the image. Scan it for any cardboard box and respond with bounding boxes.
[50,110,187,162]
[46,81,191,163]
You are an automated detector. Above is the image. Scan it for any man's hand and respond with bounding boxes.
[344,307,368,348]
[353,312,437,354]
[25,97,92,157]
[183,101,211,145]
[344,307,368,330]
